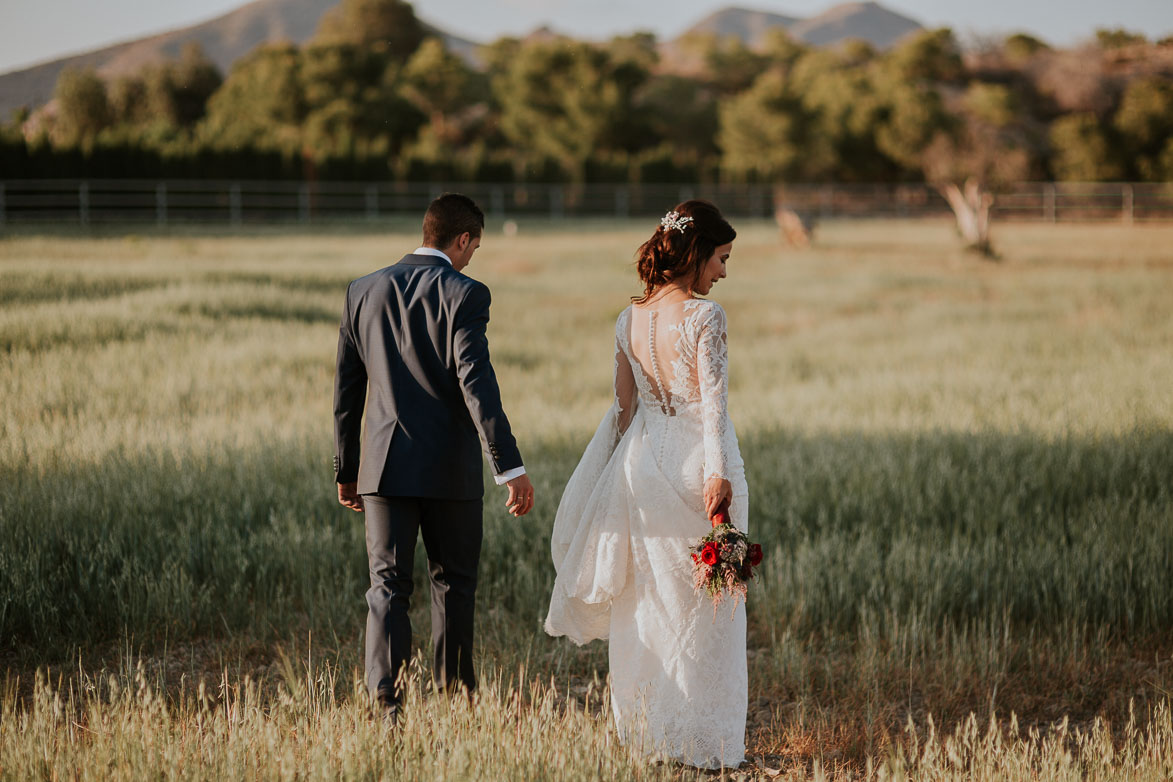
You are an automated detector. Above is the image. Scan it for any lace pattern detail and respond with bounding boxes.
[667,299,706,402]
[613,312,638,437]
[695,302,730,481]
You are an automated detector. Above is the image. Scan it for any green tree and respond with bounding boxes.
[718,68,825,181]
[1095,28,1147,49]
[607,32,659,73]
[873,81,950,175]
[638,75,719,160]
[314,0,424,62]
[143,44,222,128]
[1114,76,1173,180]
[1049,114,1123,180]
[837,38,877,67]
[491,38,651,180]
[52,67,111,147]
[719,45,898,183]
[1003,33,1050,61]
[678,33,770,95]
[480,36,521,76]
[886,28,964,83]
[299,41,425,160]
[199,44,305,151]
[790,48,892,180]
[108,75,150,126]
[400,37,483,145]
[760,29,809,69]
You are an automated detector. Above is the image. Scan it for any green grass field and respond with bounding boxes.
[2,218,1173,780]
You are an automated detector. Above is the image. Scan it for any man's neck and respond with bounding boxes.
[414,246,454,266]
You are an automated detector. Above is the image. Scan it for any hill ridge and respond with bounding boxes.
[0,0,922,119]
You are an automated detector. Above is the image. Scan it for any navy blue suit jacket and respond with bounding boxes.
[333,254,523,500]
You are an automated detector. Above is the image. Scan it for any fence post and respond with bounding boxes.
[298,183,310,224]
[0,183,6,228]
[550,185,563,219]
[490,186,505,218]
[615,186,629,218]
[1122,183,1134,225]
[228,183,242,226]
[79,182,89,225]
[156,183,167,227]
[749,186,763,218]
[1043,183,1056,223]
[365,184,378,220]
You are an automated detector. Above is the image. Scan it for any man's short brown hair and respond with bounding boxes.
[422,193,484,249]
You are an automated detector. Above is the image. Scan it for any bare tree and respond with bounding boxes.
[922,84,1036,256]
[878,73,1036,257]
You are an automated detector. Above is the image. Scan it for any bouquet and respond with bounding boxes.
[690,499,763,614]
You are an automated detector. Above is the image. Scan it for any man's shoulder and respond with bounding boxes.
[452,270,487,293]
[349,263,399,291]
[438,268,488,302]
[349,256,446,287]
[347,258,487,304]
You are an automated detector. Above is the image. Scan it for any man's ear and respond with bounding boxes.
[456,232,471,251]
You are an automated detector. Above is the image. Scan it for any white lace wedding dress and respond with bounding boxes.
[545,298,748,769]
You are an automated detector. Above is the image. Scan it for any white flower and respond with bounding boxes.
[660,211,693,234]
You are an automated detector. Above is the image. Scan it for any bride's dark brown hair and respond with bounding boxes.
[633,200,736,303]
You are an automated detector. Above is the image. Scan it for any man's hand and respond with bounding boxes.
[505,474,535,517]
[338,482,364,512]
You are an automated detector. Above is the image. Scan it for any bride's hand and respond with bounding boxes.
[703,476,732,520]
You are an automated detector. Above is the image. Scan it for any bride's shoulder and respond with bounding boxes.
[613,303,633,331]
[685,297,726,323]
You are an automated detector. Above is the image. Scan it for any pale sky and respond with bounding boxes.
[1,0,1170,74]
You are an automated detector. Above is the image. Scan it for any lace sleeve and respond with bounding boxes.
[614,316,637,436]
[697,303,730,481]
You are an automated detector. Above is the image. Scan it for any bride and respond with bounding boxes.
[545,200,749,769]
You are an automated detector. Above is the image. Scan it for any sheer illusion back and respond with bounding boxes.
[615,299,732,480]
[629,301,684,410]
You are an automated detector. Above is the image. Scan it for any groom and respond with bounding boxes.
[333,193,535,717]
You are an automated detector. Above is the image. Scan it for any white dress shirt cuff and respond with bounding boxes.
[494,466,526,485]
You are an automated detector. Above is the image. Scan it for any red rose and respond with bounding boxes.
[691,553,699,564]
[701,543,719,566]
[748,543,763,567]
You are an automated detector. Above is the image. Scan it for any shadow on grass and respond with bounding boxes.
[3,426,1171,667]
[0,273,171,307]
[177,300,340,325]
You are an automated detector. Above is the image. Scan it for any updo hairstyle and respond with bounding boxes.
[634,200,736,303]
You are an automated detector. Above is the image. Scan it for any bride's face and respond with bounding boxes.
[693,241,732,296]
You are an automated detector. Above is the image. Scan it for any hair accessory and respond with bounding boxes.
[660,211,693,234]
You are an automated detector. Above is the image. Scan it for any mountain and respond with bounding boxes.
[0,0,478,120]
[788,2,923,49]
[675,2,922,50]
[682,7,802,48]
